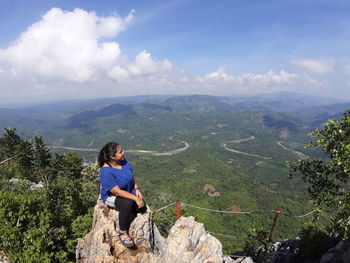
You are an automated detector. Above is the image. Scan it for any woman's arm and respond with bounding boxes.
[134,182,143,199]
[110,185,144,208]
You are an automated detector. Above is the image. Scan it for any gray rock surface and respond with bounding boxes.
[320,240,350,263]
[164,216,223,263]
[269,238,300,263]
[76,202,227,263]
[231,257,254,263]
[76,201,165,263]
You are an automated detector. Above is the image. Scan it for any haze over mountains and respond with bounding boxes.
[0,91,347,147]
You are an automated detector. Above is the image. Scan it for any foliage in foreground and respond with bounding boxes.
[0,128,98,262]
[288,110,350,239]
[298,222,335,261]
[243,228,273,263]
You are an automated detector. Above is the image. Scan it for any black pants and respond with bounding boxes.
[114,196,147,231]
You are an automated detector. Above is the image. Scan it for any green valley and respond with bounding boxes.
[0,92,349,257]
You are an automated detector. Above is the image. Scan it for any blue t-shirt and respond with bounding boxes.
[99,159,136,202]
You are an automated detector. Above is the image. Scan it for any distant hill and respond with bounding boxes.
[165,95,236,112]
[263,114,299,131]
[289,102,350,127]
[66,103,136,128]
[0,92,348,146]
[137,103,172,112]
[220,91,345,112]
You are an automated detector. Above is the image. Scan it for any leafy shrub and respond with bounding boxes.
[243,228,273,263]
[289,110,350,239]
[298,222,333,260]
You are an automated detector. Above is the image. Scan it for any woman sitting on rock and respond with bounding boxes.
[98,142,146,248]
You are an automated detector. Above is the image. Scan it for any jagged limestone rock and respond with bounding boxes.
[165,216,223,263]
[76,201,165,263]
[76,202,230,263]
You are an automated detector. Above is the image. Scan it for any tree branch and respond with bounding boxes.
[0,157,14,165]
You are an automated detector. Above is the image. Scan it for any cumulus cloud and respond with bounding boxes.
[108,51,172,81]
[0,8,135,82]
[200,67,233,82]
[128,51,172,76]
[0,7,176,102]
[291,58,334,75]
[196,67,298,93]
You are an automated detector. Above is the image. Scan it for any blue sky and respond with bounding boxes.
[0,0,349,104]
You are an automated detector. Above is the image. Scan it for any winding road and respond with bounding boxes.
[49,136,190,156]
[276,141,308,159]
[50,134,305,159]
[222,136,273,160]
[222,136,307,160]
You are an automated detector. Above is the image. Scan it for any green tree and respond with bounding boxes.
[80,163,100,209]
[32,136,52,186]
[0,128,24,181]
[33,136,51,168]
[0,128,22,158]
[0,189,68,262]
[52,152,83,180]
[17,139,35,179]
[0,130,96,262]
[288,110,350,237]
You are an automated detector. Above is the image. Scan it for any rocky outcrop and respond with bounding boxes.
[164,216,223,263]
[320,240,350,263]
[0,251,10,263]
[76,201,164,262]
[203,184,221,197]
[76,202,232,263]
[9,178,44,190]
[266,238,350,263]
[269,238,301,263]
[74,201,350,263]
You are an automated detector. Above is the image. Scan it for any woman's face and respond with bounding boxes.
[111,145,124,162]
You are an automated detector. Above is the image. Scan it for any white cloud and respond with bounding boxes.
[128,51,172,76]
[291,58,334,75]
[189,67,339,97]
[196,68,297,92]
[107,51,172,82]
[235,70,297,86]
[201,67,233,82]
[108,65,129,81]
[0,7,133,82]
[0,7,176,102]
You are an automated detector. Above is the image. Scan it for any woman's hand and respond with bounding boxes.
[135,189,143,199]
[135,196,145,208]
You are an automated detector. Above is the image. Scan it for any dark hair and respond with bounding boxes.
[98,142,120,167]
